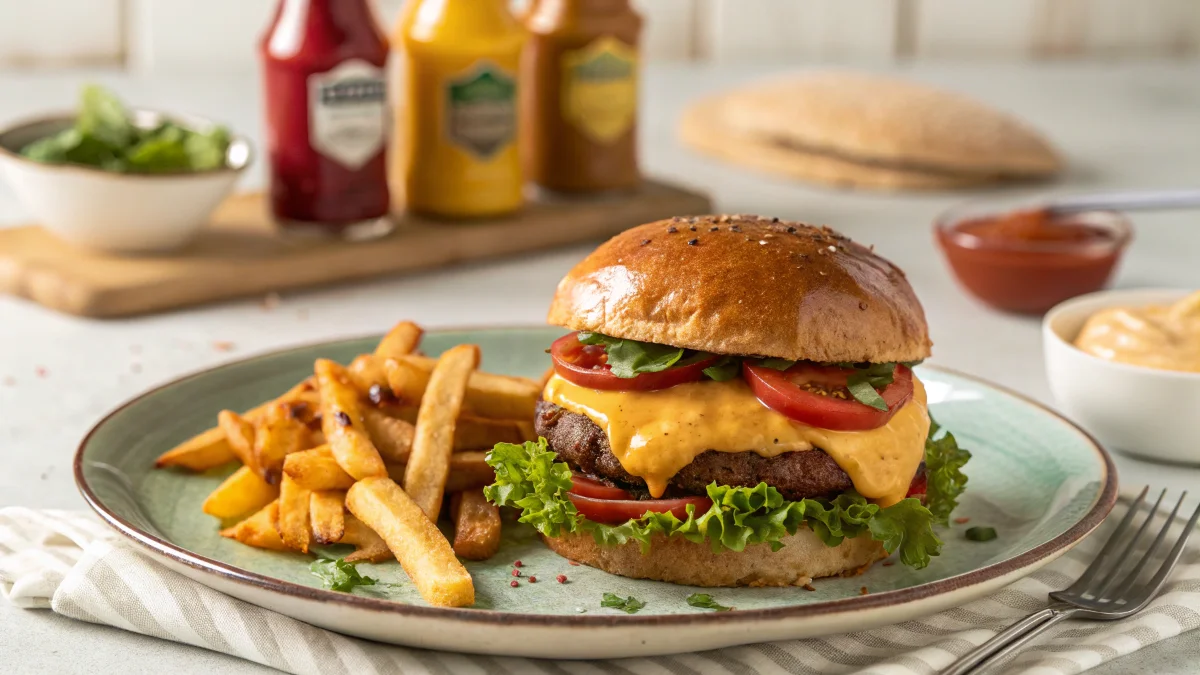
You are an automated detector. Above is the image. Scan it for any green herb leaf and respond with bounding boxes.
[78,84,135,149]
[924,416,971,525]
[686,593,733,611]
[965,526,997,542]
[484,440,945,569]
[601,592,646,614]
[310,557,378,593]
[757,358,796,371]
[576,332,685,379]
[19,84,231,174]
[702,356,742,381]
[846,378,888,411]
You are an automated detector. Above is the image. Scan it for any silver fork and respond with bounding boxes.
[942,487,1200,675]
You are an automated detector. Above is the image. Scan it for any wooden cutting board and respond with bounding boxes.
[0,179,711,318]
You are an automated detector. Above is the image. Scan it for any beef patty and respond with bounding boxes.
[535,400,857,501]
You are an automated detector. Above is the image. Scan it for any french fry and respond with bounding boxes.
[253,401,311,484]
[310,490,346,545]
[452,415,534,450]
[154,427,237,471]
[154,379,316,471]
[346,477,474,607]
[341,515,392,563]
[385,355,538,420]
[347,354,390,398]
[283,446,354,490]
[362,407,415,463]
[442,452,496,493]
[217,410,257,468]
[202,466,279,520]
[374,320,423,359]
[276,475,312,553]
[220,501,288,551]
[451,490,502,561]
[404,344,480,520]
[315,359,387,480]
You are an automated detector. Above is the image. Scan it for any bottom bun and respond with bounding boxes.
[543,528,888,588]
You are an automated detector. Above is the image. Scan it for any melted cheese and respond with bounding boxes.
[543,373,929,506]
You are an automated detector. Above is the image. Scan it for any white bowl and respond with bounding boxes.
[0,111,252,253]
[1044,288,1200,464]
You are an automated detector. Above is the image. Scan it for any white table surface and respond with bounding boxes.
[2,61,1199,674]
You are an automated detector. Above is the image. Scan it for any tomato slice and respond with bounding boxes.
[568,493,713,524]
[549,332,717,391]
[569,473,632,500]
[743,362,914,431]
[906,472,927,499]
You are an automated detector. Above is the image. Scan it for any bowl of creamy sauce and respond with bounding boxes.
[1073,291,1200,373]
[1044,288,1200,464]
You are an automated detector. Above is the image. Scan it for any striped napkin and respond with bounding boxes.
[1,503,1197,675]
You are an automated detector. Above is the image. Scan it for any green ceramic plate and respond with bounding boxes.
[76,327,1117,659]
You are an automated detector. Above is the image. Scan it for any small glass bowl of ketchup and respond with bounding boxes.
[935,199,1133,315]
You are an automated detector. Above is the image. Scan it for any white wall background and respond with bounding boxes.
[3,0,1199,71]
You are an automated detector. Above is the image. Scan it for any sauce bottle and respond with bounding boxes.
[523,0,641,193]
[401,0,526,219]
[260,0,391,239]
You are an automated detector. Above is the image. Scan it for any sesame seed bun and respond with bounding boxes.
[547,215,931,363]
[544,528,887,587]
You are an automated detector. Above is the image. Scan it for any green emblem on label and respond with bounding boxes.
[446,63,517,159]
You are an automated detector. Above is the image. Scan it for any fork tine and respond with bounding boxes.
[1135,498,1200,601]
[1068,486,1150,592]
[1110,492,1188,601]
[1092,488,1167,599]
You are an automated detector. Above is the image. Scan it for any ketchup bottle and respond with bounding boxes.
[261,0,391,239]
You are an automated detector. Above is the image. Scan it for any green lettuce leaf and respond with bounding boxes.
[485,439,945,570]
[575,332,685,378]
[924,417,971,525]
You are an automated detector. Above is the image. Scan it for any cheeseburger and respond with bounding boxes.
[486,215,969,587]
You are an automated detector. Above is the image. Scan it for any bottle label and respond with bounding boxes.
[308,59,387,170]
[445,62,517,159]
[561,36,638,144]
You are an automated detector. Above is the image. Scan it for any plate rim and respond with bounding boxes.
[74,325,1119,628]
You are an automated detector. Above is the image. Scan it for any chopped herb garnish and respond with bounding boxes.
[757,358,796,371]
[686,593,733,611]
[831,362,902,411]
[310,557,378,593]
[965,527,997,542]
[600,592,646,614]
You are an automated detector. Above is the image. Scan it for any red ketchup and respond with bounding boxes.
[936,207,1132,315]
[260,0,391,238]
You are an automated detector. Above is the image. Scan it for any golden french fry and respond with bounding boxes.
[220,501,288,551]
[341,515,392,563]
[310,490,346,545]
[202,466,279,520]
[452,415,534,450]
[154,379,316,471]
[155,427,237,471]
[253,401,311,485]
[276,475,312,553]
[443,451,496,492]
[315,359,386,480]
[375,320,423,359]
[385,355,538,420]
[537,365,556,389]
[346,477,474,607]
[362,407,415,464]
[451,490,502,561]
[404,344,480,520]
[217,410,257,468]
[347,354,390,398]
[283,445,354,490]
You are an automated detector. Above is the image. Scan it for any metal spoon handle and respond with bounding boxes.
[1049,189,1200,215]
